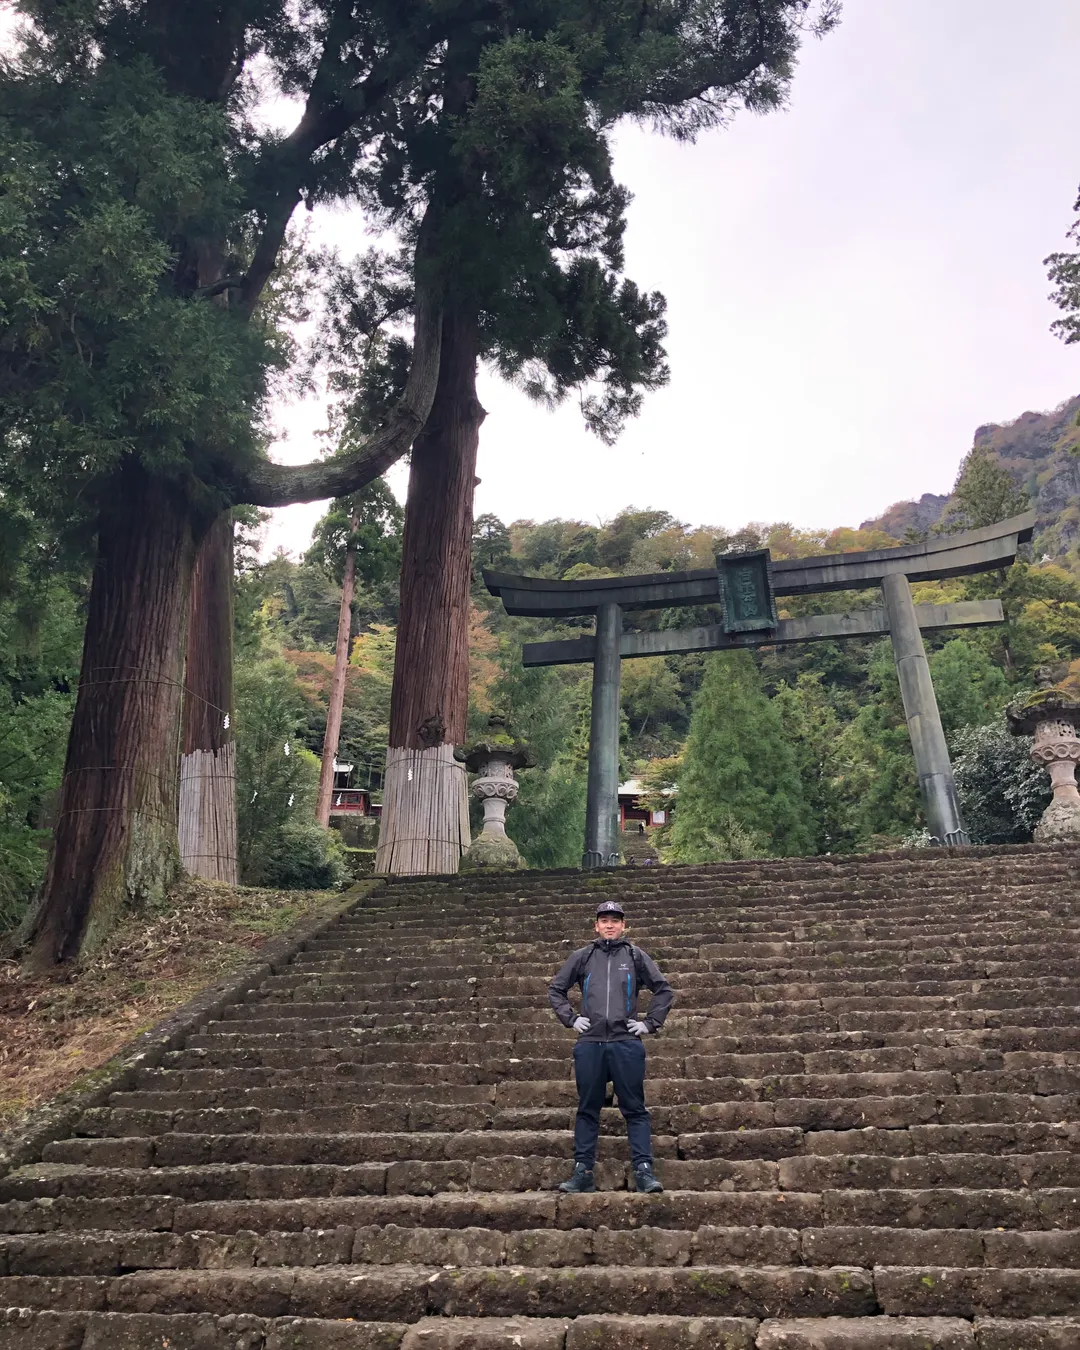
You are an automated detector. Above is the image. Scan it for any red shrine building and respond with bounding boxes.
[618,779,672,831]
[328,761,380,819]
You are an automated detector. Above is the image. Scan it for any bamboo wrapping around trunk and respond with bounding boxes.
[375,745,470,875]
[178,744,239,884]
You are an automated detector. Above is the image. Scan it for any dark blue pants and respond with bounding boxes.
[572,1038,652,1169]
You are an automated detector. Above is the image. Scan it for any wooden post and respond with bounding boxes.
[582,602,622,869]
[315,520,358,829]
[881,572,969,846]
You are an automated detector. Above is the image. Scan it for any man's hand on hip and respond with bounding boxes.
[573,1016,591,1034]
[628,1020,650,1037]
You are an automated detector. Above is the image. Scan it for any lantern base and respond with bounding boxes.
[460,829,526,872]
[1034,792,1080,843]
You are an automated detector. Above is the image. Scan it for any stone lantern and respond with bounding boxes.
[1007,669,1080,843]
[459,715,536,871]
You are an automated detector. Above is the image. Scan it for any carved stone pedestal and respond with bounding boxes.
[1007,684,1080,843]
[460,718,535,872]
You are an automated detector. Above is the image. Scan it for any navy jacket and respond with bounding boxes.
[548,937,674,1041]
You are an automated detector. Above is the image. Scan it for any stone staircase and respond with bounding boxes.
[3,844,1080,1348]
[619,828,660,866]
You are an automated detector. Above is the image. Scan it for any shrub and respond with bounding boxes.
[951,719,1050,844]
[260,819,346,891]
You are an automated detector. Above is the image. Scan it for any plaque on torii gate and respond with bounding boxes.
[484,511,1037,868]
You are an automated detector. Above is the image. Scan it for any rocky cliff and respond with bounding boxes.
[861,397,1080,555]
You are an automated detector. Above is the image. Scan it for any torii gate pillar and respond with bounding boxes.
[582,603,622,868]
[882,573,969,846]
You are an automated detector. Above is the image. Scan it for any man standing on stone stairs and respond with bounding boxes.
[548,899,674,1195]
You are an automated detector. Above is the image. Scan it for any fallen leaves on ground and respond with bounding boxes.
[0,879,344,1131]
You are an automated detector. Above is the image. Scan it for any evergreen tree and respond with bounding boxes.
[772,672,862,854]
[368,0,840,869]
[939,445,1029,533]
[836,641,920,843]
[1046,185,1080,346]
[928,638,1010,736]
[670,651,815,862]
[3,2,448,964]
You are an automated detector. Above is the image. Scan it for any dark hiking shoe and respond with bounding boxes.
[632,1162,663,1194]
[558,1163,596,1194]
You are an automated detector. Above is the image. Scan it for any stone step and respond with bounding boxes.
[181,1026,1080,1060]
[287,933,1080,964]
[6,1222,1080,1278]
[321,917,1077,953]
[71,1108,1080,1161]
[314,916,1078,948]
[228,988,1080,1019]
[46,1121,1080,1174]
[99,1084,1080,1132]
[129,1065,1079,1104]
[310,916,1080,948]
[1,1307,408,1349]
[0,1263,881,1319]
[250,976,1080,1008]
[155,1043,1080,1079]
[25,1137,1080,1198]
[7,849,1080,1347]
[1,1153,781,1201]
[7,1184,1079,1240]
[6,1259,1080,1321]
[0,1307,1061,1345]
[186,1020,1080,1057]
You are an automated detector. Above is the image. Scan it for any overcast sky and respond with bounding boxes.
[232,4,1080,553]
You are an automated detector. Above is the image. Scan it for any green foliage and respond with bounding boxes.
[260,820,346,891]
[621,657,687,758]
[474,647,589,870]
[0,510,85,930]
[952,720,1050,845]
[938,445,1029,534]
[305,482,403,590]
[352,1,838,443]
[1046,188,1080,345]
[928,639,1011,735]
[234,655,341,887]
[835,642,920,842]
[772,673,862,854]
[670,651,815,862]
[598,510,684,571]
[0,56,275,535]
[472,514,513,576]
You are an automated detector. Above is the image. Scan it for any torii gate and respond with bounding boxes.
[484,511,1036,868]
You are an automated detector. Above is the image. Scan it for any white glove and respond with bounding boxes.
[573,1016,591,1034]
[628,1019,650,1037]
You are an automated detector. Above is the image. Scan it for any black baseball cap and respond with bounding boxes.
[595,900,625,918]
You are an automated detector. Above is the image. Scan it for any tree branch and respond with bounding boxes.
[237,10,446,320]
[234,279,442,507]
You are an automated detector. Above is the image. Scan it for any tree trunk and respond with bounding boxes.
[178,511,238,883]
[375,310,483,874]
[316,526,358,828]
[23,463,201,969]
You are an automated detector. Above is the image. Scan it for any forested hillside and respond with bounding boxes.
[3,401,1079,930]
